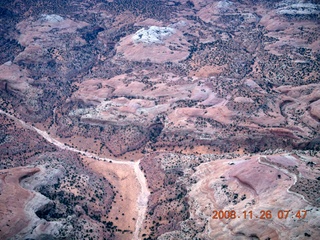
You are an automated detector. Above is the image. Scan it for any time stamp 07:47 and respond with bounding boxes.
[212,210,308,220]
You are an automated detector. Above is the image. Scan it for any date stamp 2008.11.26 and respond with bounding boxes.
[212,210,308,220]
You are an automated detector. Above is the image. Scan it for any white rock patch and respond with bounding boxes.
[277,3,320,15]
[217,0,233,9]
[132,26,175,44]
[40,14,64,23]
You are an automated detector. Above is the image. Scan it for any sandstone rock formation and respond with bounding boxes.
[157,152,320,239]
[0,167,63,240]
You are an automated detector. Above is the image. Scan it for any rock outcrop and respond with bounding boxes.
[0,167,63,240]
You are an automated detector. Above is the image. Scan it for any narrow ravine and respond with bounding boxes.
[0,110,149,240]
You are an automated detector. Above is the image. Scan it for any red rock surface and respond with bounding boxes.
[168,153,320,239]
[0,167,42,239]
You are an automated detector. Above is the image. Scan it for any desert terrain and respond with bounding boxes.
[0,0,319,239]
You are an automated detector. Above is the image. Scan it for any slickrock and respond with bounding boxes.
[183,153,320,240]
[0,167,62,240]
